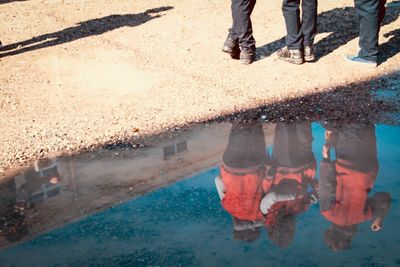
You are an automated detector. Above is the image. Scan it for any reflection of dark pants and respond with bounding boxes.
[229,0,257,50]
[334,124,377,171]
[355,0,387,61]
[223,121,268,168]
[282,0,318,49]
[271,122,314,168]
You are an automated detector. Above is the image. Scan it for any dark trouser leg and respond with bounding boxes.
[301,0,318,47]
[223,120,268,169]
[282,0,302,49]
[271,122,314,168]
[355,0,380,62]
[228,27,239,43]
[335,124,378,171]
[231,0,257,49]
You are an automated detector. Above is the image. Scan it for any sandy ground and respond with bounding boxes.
[0,0,399,175]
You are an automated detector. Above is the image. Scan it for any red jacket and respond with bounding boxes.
[220,164,266,221]
[321,159,378,226]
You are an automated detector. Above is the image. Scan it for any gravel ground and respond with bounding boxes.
[0,0,399,176]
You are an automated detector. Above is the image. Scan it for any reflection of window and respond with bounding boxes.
[176,141,187,153]
[28,184,62,207]
[163,141,188,160]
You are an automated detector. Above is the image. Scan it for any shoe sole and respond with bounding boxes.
[240,59,253,65]
[240,54,255,64]
[277,56,304,65]
[304,55,315,62]
[222,45,233,54]
[345,55,377,68]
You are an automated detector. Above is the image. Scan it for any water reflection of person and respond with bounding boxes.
[319,123,391,251]
[215,117,270,242]
[260,122,318,248]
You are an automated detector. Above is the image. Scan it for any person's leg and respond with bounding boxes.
[231,0,257,64]
[282,0,302,49]
[231,0,257,50]
[223,2,241,57]
[301,0,318,61]
[355,0,380,62]
[278,0,304,64]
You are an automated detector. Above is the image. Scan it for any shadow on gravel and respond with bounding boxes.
[0,6,173,57]
[380,28,400,64]
[256,3,399,62]
[0,0,27,5]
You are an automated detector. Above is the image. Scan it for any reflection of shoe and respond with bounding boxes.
[345,55,377,68]
[304,45,315,62]
[240,47,255,65]
[277,47,304,64]
[222,37,240,59]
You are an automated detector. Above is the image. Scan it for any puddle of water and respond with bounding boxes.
[0,75,399,266]
[0,119,399,266]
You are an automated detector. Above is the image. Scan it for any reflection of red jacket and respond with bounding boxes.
[264,163,316,226]
[273,163,316,186]
[220,164,265,221]
[321,159,378,226]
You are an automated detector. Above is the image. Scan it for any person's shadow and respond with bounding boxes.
[256,4,399,63]
[0,6,173,58]
[0,0,27,4]
[379,28,400,64]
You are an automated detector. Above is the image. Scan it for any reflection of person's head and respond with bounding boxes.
[267,212,296,248]
[324,224,357,251]
[232,217,261,242]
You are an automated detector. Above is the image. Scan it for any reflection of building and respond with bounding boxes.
[0,123,275,248]
[163,140,188,160]
[15,159,62,208]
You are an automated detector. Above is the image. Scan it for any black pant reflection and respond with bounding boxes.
[261,122,317,248]
[319,123,391,251]
[216,118,269,242]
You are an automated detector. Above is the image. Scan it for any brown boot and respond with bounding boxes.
[277,47,304,65]
[222,37,240,59]
[240,47,255,65]
[304,45,315,62]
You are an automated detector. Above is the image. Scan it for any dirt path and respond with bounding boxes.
[0,0,399,175]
